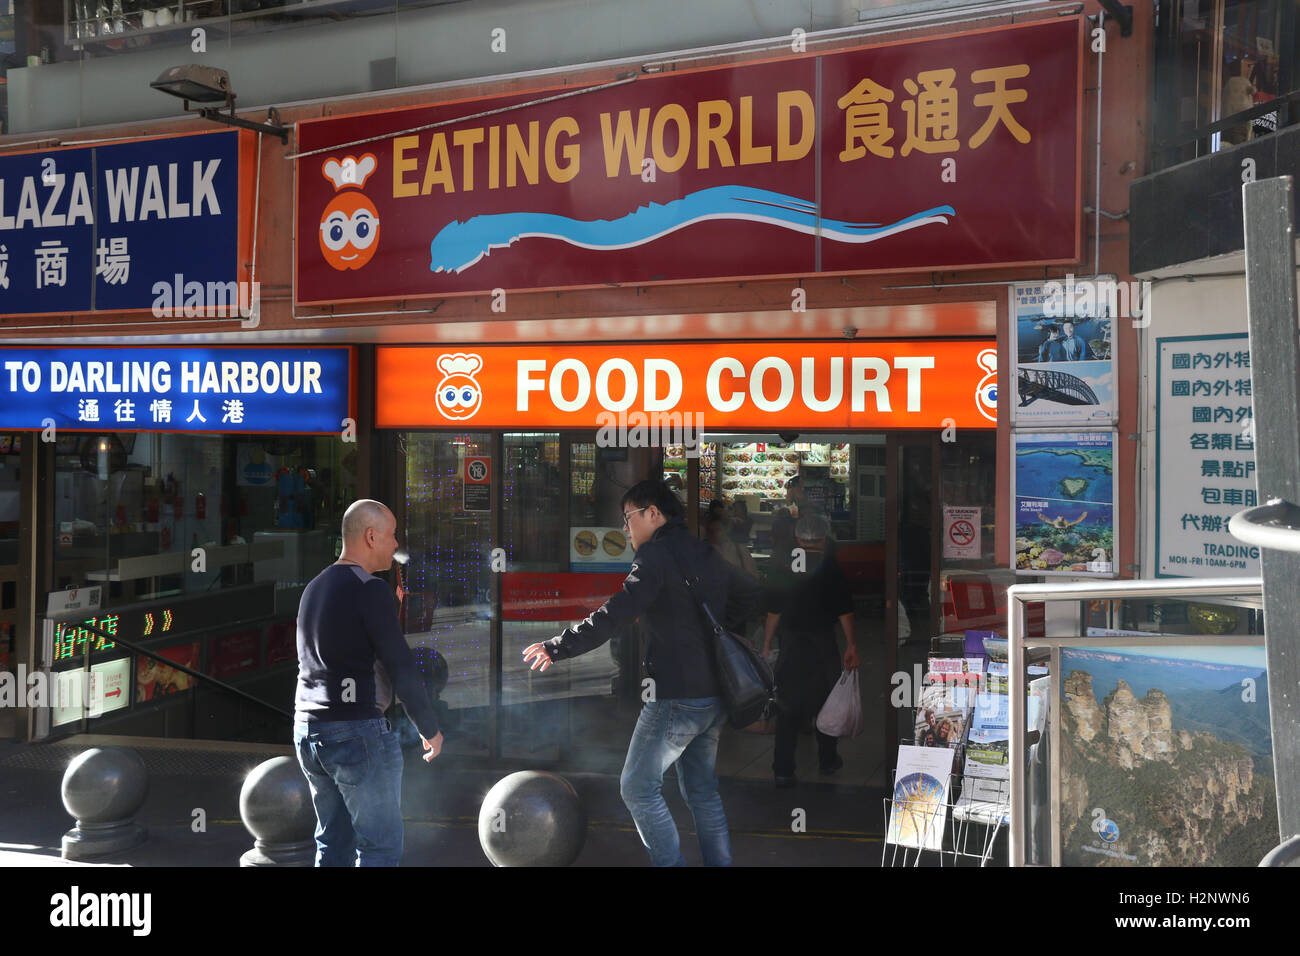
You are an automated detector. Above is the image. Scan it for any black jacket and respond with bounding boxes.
[544,519,760,699]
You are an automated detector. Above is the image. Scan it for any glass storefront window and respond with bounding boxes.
[0,434,19,738]
[43,429,355,740]
[402,432,493,755]
[52,431,354,599]
[1154,0,1296,167]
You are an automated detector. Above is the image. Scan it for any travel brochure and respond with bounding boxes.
[887,745,955,851]
[913,658,982,750]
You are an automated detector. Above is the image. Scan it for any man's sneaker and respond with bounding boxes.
[819,755,844,775]
[774,775,797,789]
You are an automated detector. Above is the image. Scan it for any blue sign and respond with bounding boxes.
[0,131,241,315]
[0,347,352,434]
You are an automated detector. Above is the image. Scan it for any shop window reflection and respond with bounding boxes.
[1156,0,1292,167]
[52,431,354,602]
[0,434,18,737]
[402,433,493,755]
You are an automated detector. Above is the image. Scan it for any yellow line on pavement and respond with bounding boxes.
[212,817,882,843]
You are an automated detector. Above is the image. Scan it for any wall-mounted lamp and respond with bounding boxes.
[150,65,289,143]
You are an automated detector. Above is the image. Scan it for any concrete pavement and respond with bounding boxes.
[0,735,898,867]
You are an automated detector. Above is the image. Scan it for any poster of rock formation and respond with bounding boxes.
[1058,644,1276,866]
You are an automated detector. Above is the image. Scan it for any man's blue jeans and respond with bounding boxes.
[619,697,732,867]
[292,717,405,867]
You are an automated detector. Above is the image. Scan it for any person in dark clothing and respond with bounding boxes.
[1037,325,1064,363]
[524,479,759,866]
[761,512,859,787]
[293,499,442,867]
[1057,319,1095,361]
[769,506,797,571]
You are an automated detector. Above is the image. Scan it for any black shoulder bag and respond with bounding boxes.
[667,543,778,729]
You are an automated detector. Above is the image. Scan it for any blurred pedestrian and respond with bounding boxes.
[761,512,858,787]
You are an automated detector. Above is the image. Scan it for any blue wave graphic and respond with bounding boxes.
[428,185,955,274]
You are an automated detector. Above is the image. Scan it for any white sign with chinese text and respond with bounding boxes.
[1155,334,1259,577]
[46,586,102,620]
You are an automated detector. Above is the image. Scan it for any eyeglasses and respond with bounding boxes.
[622,506,650,528]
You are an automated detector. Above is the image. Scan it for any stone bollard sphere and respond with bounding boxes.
[478,771,587,867]
[61,747,149,860]
[239,756,316,867]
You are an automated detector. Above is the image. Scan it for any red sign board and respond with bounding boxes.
[296,19,1082,305]
[501,572,627,622]
[266,620,297,666]
[136,641,200,702]
[210,628,261,680]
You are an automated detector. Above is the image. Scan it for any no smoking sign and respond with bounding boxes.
[464,456,491,511]
[943,507,981,559]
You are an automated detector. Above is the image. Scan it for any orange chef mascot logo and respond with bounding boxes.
[319,154,380,271]
[435,353,484,421]
[975,347,997,422]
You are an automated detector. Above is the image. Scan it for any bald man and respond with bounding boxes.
[293,499,443,867]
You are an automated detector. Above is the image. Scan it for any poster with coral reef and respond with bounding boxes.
[1014,431,1115,576]
[1058,644,1276,866]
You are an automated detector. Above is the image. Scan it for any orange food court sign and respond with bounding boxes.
[376,342,997,430]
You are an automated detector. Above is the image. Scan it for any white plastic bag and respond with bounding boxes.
[816,669,864,738]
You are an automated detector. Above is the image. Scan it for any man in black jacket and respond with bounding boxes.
[523,479,758,866]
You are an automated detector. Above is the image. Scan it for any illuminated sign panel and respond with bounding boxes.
[54,615,118,660]
[0,346,354,434]
[377,341,998,430]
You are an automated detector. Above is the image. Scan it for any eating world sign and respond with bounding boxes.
[296,18,1083,304]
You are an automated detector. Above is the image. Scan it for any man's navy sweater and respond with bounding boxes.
[294,563,440,739]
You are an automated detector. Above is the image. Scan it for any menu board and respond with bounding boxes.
[662,444,689,497]
[698,443,717,505]
[718,442,849,499]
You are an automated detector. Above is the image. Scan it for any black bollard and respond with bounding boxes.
[61,747,149,861]
[238,756,316,866]
[478,771,587,867]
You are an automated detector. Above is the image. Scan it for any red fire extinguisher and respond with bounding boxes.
[195,492,206,520]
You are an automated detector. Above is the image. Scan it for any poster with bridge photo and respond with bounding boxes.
[1014,431,1116,577]
[1011,281,1116,426]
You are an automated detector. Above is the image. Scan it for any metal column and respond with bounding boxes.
[1235,175,1300,843]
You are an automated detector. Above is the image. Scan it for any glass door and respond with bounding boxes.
[498,432,650,771]
[401,432,495,757]
[885,433,941,759]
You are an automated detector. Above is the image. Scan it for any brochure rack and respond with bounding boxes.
[883,754,1010,867]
